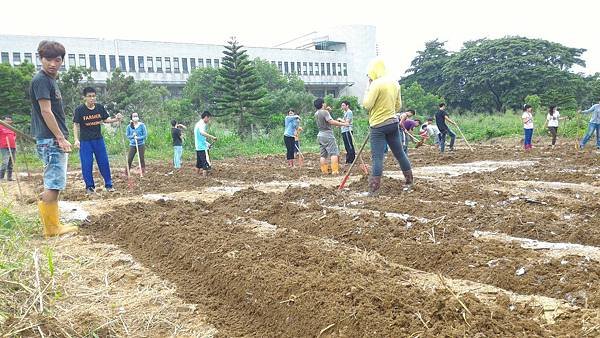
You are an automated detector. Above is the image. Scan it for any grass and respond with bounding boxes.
[10,110,591,173]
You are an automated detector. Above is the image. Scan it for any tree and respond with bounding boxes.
[215,37,267,137]
[102,68,169,117]
[183,67,221,112]
[57,66,93,117]
[401,39,451,94]
[0,62,35,119]
[401,82,443,116]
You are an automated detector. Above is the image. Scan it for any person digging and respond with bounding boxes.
[314,98,349,175]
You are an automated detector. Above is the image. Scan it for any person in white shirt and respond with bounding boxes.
[522,104,534,150]
[543,105,566,148]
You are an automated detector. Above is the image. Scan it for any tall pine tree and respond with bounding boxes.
[216,37,266,137]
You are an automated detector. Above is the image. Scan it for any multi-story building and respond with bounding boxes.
[0,25,376,98]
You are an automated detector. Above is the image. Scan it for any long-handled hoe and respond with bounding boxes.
[294,144,304,167]
[339,132,370,190]
[119,122,134,190]
[454,124,474,152]
[349,131,368,175]
[134,135,143,178]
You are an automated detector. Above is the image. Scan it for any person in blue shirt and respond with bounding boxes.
[126,112,148,174]
[579,100,600,149]
[194,111,217,176]
[283,109,300,167]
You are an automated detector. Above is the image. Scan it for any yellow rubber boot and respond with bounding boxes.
[38,201,78,238]
[320,164,329,175]
[331,161,340,175]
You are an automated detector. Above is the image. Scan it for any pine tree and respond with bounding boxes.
[216,37,266,137]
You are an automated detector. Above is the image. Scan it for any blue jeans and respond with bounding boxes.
[438,128,456,152]
[580,122,600,148]
[371,122,411,177]
[80,138,112,189]
[524,128,534,148]
[36,138,68,191]
[173,145,183,168]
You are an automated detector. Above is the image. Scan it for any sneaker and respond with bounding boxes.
[85,187,96,195]
[106,187,116,192]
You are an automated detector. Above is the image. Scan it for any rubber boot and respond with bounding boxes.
[331,161,340,175]
[6,170,13,181]
[320,164,329,175]
[402,170,414,190]
[368,176,381,196]
[38,201,78,238]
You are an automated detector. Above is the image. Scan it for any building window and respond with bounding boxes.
[146,57,153,72]
[165,57,171,72]
[284,62,289,74]
[309,62,313,75]
[326,63,331,76]
[302,62,307,75]
[12,52,21,65]
[190,58,196,70]
[68,54,76,67]
[138,56,145,72]
[155,57,163,72]
[128,56,136,72]
[109,55,116,71]
[290,62,295,74]
[89,55,97,71]
[297,62,301,75]
[214,59,219,68]
[77,54,86,68]
[35,53,41,70]
[276,61,282,73]
[24,53,32,64]
[99,55,107,72]
[174,57,180,73]
[198,58,204,68]
[321,63,325,75]
[314,62,319,75]
[1,52,8,64]
[182,58,188,73]
[343,63,347,76]
[119,55,126,71]
[206,59,212,68]
[337,63,342,76]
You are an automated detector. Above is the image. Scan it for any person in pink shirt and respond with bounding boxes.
[0,115,17,181]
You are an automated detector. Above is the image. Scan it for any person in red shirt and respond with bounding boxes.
[0,115,17,181]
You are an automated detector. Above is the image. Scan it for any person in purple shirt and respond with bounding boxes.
[400,116,421,153]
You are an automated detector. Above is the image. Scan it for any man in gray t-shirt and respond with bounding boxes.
[313,98,348,175]
[339,100,355,165]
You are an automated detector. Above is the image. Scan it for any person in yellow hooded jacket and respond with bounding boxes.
[363,58,413,195]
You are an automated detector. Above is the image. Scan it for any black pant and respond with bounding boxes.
[196,150,210,170]
[342,131,356,164]
[128,144,145,169]
[284,136,295,160]
[548,127,558,145]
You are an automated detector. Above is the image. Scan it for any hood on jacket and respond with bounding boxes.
[367,58,387,81]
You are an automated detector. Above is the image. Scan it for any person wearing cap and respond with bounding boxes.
[0,115,16,181]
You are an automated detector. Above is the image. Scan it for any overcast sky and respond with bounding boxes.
[2,0,598,79]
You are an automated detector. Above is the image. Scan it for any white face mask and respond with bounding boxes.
[132,116,139,122]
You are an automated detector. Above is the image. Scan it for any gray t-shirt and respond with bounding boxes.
[315,109,334,137]
[341,109,353,133]
[30,71,69,139]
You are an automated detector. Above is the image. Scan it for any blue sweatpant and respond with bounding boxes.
[80,137,113,189]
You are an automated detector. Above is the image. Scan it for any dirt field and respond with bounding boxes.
[6,140,600,337]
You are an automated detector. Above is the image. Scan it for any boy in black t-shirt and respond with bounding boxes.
[171,119,186,169]
[73,87,122,194]
[435,103,457,153]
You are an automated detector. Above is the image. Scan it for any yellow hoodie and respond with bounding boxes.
[362,59,402,126]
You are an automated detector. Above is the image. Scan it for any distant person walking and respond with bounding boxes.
[340,100,355,166]
[363,58,413,195]
[0,115,16,181]
[171,119,186,169]
[435,103,457,153]
[126,112,147,173]
[578,99,600,149]
[543,105,566,148]
[283,109,300,167]
[522,104,534,150]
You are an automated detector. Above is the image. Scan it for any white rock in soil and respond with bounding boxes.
[515,267,526,276]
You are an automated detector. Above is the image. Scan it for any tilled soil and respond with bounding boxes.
[68,141,600,336]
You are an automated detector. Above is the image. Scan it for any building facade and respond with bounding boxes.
[0,25,376,98]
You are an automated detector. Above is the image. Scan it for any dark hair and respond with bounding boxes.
[288,109,295,113]
[82,87,96,96]
[427,117,433,122]
[341,100,351,108]
[407,109,416,114]
[37,40,66,60]
[414,119,422,125]
[130,112,140,128]
[171,119,177,127]
[548,105,556,116]
[201,111,212,119]
[439,103,446,108]
[314,98,325,110]
[523,104,532,111]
